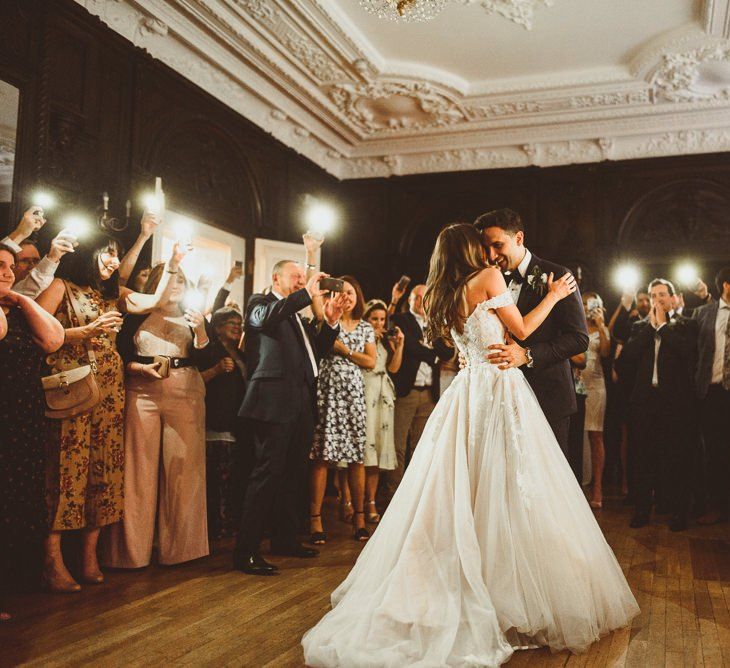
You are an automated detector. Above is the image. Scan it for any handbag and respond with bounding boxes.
[42,282,102,419]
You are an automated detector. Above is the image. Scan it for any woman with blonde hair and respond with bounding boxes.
[303,223,638,666]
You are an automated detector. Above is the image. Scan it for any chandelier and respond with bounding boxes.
[358,0,448,22]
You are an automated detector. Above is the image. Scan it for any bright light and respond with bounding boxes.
[59,215,89,239]
[142,192,159,213]
[305,202,336,236]
[32,191,55,209]
[614,264,641,293]
[184,288,206,312]
[675,262,699,287]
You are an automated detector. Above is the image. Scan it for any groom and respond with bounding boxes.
[474,209,589,459]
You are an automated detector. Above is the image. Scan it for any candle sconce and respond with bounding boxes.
[97,191,128,232]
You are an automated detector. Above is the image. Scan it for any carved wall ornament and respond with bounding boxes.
[139,16,168,36]
[651,44,730,101]
[270,109,288,120]
[598,137,614,159]
[454,0,554,30]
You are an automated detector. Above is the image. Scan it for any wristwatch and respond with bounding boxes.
[525,348,535,368]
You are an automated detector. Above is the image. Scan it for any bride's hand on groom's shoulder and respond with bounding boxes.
[547,272,577,301]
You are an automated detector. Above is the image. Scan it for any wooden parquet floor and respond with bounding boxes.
[1,498,729,667]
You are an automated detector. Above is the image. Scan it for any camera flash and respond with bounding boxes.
[60,215,88,239]
[32,192,55,209]
[675,262,698,287]
[614,264,640,293]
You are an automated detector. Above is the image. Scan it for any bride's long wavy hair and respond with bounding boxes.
[424,223,489,344]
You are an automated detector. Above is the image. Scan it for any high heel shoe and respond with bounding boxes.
[42,569,81,594]
[365,500,380,524]
[80,570,105,585]
[339,500,354,523]
[352,512,370,542]
[589,499,603,509]
[309,514,326,546]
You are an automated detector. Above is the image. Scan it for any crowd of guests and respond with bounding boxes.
[1,201,728,618]
[568,271,729,535]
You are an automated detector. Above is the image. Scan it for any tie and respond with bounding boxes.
[722,317,730,390]
[505,271,524,285]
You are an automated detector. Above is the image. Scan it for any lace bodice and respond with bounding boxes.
[451,292,513,368]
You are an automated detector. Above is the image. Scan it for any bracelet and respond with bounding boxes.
[306,263,317,270]
[166,270,178,274]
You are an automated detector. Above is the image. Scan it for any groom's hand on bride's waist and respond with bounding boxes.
[487,339,528,370]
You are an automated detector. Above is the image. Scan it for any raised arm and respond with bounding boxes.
[118,212,159,286]
[0,307,7,340]
[121,243,185,314]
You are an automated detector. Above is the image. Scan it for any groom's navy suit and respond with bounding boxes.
[509,253,589,456]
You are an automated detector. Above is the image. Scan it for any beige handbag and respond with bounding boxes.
[42,282,102,419]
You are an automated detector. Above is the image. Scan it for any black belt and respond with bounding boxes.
[413,385,431,391]
[133,356,194,369]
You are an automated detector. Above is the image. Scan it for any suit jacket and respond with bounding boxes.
[692,300,721,399]
[617,313,698,408]
[389,311,453,403]
[238,289,338,423]
[512,253,589,421]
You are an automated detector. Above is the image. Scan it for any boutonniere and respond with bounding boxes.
[526,265,549,297]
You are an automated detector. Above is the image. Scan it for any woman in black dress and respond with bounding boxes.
[0,243,64,621]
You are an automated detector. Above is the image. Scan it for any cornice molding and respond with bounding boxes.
[74,0,730,179]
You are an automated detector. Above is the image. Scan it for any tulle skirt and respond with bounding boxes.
[302,364,639,667]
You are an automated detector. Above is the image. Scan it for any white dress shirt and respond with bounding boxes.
[410,309,433,388]
[1,236,58,299]
[272,289,319,379]
[711,297,730,385]
[508,248,532,304]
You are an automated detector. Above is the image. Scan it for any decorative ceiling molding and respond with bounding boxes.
[454,0,553,30]
[704,0,730,38]
[75,0,730,179]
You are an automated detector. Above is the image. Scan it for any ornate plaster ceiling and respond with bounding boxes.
[77,0,730,178]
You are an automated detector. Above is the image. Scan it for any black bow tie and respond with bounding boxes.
[504,271,524,285]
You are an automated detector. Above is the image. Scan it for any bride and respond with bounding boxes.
[302,224,639,667]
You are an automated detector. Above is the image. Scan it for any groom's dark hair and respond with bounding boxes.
[474,208,524,235]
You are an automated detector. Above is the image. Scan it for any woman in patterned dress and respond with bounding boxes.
[0,244,64,621]
[361,300,404,523]
[36,221,175,592]
[310,277,376,543]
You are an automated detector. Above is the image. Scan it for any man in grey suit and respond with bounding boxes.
[693,267,730,525]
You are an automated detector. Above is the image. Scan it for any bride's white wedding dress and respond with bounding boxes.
[302,292,639,667]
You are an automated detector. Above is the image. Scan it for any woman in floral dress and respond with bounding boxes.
[37,220,175,592]
[310,276,376,543]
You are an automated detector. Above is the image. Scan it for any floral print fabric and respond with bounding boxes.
[46,282,125,531]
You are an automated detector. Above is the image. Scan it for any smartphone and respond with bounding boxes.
[586,298,600,311]
[396,275,411,292]
[320,277,344,293]
[234,260,243,269]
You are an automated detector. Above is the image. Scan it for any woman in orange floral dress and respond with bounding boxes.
[37,218,176,592]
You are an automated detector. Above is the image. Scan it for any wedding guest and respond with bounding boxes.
[310,277,376,543]
[618,278,699,531]
[0,243,64,621]
[384,285,453,501]
[578,292,610,508]
[36,232,129,592]
[362,299,404,523]
[2,207,75,298]
[200,307,247,539]
[569,352,588,482]
[234,264,342,576]
[212,263,244,313]
[693,267,730,525]
[609,291,650,344]
[103,248,217,568]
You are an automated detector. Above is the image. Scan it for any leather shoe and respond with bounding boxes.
[234,553,278,575]
[669,515,687,532]
[270,544,319,558]
[630,513,650,529]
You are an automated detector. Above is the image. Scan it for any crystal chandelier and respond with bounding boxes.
[358,0,448,22]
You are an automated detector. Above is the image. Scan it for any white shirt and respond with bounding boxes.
[272,289,319,379]
[410,309,433,388]
[711,298,730,385]
[1,236,58,299]
[508,248,532,304]
[651,310,675,387]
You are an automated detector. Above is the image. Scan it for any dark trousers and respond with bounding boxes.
[547,414,571,462]
[630,391,694,517]
[566,396,586,481]
[234,398,314,558]
[701,385,730,517]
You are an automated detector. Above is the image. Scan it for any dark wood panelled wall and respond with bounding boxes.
[2,0,730,302]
